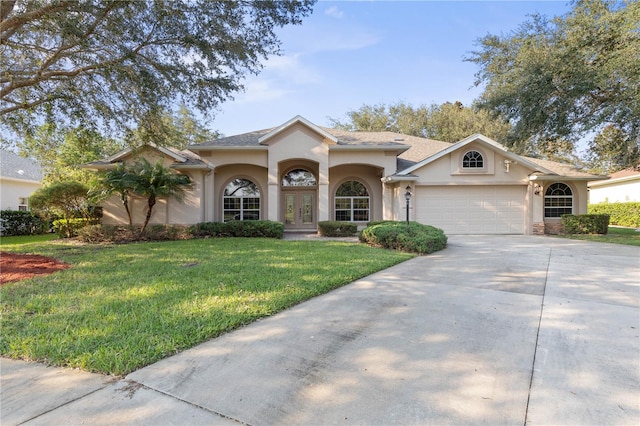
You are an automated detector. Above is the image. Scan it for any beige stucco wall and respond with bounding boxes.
[98,148,202,226]
[0,178,42,211]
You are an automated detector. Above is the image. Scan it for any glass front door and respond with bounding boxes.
[283,191,316,229]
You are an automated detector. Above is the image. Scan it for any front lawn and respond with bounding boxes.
[559,226,640,246]
[0,238,414,375]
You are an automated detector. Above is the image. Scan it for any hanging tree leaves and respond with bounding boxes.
[466,0,640,150]
[0,0,315,136]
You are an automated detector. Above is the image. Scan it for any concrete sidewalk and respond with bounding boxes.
[2,236,639,425]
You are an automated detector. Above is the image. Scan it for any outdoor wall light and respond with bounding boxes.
[405,185,412,224]
[534,183,543,196]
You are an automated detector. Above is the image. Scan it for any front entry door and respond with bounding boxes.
[284,191,316,230]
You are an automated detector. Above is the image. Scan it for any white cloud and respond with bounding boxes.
[324,6,344,19]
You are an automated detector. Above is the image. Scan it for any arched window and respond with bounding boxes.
[223,178,260,221]
[463,150,484,168]
[282,169,317,186]
[335,181,370,222]
[544,183,573,218]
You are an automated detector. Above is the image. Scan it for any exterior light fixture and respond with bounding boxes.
[404,185,412,224]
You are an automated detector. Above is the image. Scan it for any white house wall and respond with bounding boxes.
[589,179,640,203]
[0,178,41,210]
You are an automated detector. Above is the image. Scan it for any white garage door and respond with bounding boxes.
[415,186,526,234]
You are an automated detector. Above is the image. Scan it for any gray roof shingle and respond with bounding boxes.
[0,150,43,182]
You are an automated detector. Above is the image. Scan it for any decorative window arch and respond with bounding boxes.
[281,169,317,187]
[544,182,573,218]
[335,180,370,222]
[462,150,484,168]
[223,178,260,221]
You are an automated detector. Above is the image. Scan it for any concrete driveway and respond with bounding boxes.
[2,235,639,425]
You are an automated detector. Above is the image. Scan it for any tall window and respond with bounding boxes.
[282,169,316,186]
[335,181,370,222]
[544,183,573,218]
[463,150,484,168]
[223,178,260,221]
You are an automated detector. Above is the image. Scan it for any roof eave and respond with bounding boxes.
[330,145,410,153]
[186,145,267,151]
[529,175,607,182]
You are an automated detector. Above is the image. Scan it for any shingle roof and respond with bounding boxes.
[189,120,602,179]
[523,156,603,179]
[191,127,411,149]
[0,150,43,182]
[607,166,640,180]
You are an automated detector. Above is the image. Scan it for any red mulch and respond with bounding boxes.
[0,252,70,285]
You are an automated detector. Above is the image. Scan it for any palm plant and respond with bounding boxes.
[129,158,191,236]
[92,163,134,226]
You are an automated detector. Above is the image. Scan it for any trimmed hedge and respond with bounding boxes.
[561,214,610,234]
[190,220,284,238]
[0,210,47,236]
[359,221,447,254]
[318,221,358,237]
[588,202,640,228]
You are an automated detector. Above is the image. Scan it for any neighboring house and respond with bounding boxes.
[83,115,606,235]
[588,166,640,204]
[0,150,43,211]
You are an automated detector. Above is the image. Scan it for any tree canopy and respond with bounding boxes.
[329,101,512,143]
[466,0,640,150]
[0,0,315,137]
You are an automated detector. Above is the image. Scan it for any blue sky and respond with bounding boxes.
[210,0,573,137]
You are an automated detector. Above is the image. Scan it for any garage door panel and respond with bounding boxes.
[416,186,526,235]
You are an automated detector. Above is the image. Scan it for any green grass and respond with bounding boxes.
[0,238,414,375]
[0,233,59,246]
[558,226,640,246]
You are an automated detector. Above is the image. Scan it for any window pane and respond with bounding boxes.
[353,198,369,209]
[282,169,316,186]
[224,179,260,196]
[335,198,352,209]
[353,210,369,221]
[335,210,351,221]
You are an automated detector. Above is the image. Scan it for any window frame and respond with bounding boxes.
[222,178,261,222]
[544,182,573,218]
[334,180,370,222]
[462,150,485,169]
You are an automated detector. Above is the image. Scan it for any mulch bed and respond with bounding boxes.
[0,252,70,284]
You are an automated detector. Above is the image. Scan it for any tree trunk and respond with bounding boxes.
[139,196,156,238]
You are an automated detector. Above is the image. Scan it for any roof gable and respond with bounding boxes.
[258,115,338,145]
[397,134,551,176]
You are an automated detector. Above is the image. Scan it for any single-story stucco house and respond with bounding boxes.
[84,115,607,235]
[0,149,43,211]
[588,166,640,204]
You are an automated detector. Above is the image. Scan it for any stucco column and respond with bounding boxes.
[381,182,394,221]
[268,182,279,221]
[205,170,215,222]
[531,182,545,235]
[318,182,329,222]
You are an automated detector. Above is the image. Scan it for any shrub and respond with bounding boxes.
[189,220,284,238]
[561,214,610,234]
[318,221,358,237]
[53,218,99,238]
[0,210,47,236]
[588,202,640,228]
[359,221,447,254]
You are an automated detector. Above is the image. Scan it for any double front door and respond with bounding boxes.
[283,190,316,230]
